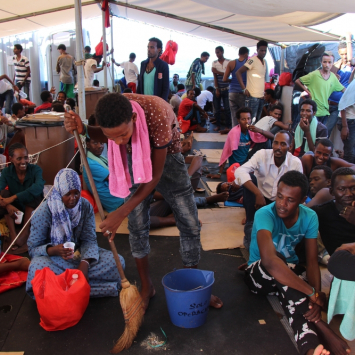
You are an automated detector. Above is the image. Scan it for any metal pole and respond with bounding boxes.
[74,0,86,122]
[111,15,115,90]
[102,11,108,89]
[280,46,285,74]
[346,32,353,63]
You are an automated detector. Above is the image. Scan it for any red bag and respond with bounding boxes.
[178,116,190,134]
[226,163,240,182]
[32,267,90,331]
[160,40,178,65]
[81,190,98,214]
[278,72,292,86]
[0,253,28,294]
[95,37,109,56]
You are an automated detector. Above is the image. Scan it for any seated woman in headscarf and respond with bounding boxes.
[26,168,125,299]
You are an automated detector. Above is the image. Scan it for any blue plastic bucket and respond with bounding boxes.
[162,269,214,328]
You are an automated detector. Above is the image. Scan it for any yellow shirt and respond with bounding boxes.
[244,56,266,98]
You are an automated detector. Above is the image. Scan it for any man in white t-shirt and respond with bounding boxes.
[112,53,139,93]
[0,74,19,114]
[212,46,231,132]
[196,87,214,111]
[236,40,268,122]
[84,54,106,87]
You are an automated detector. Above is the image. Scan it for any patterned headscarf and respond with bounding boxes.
[48,168,82,245]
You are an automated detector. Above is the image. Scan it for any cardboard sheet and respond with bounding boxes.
[199,149,223,163]
[193,133,227,142]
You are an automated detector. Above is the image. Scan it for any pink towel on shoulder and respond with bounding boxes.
[108,100,152,198]
[219,125,267,166]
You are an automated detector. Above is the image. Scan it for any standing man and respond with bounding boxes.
[137,38,169,101]
[56,44,76,99]
[0,74,19,115]
[185,52,210,92]
[223,47,250,127]
[84,54,105,87]
[326,43,354,135]
[236,40,268,122]
[295,53,345,125]
[112,53,139,93]
[12,44,31,98]
[212,46,231,133]
[169,74,181,94]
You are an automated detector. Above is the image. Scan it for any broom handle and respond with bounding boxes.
[73,130,126,281]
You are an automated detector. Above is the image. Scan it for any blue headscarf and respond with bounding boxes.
[48,168,82,245]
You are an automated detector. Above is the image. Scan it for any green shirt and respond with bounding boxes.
[84,53,93,60]
[300,70,344,116]
[0,164,45,211]
[143,67,156,95]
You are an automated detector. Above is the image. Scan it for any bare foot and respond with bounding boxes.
[206,192,229,204]
[312,345,330,355]
[219,128,230,135]
[0,257,30,274]
[210,295,223,308]
[213,127,220,132]
[140,284,156,311]
[238,262,248,271]
[315,321,350,355]
[241,217,246,225]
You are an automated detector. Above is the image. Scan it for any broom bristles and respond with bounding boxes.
[110,281,145,353]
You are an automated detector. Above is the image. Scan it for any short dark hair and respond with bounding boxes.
[236,107,252,120]
[40,90,52,102]
[201,51,210,58]
[187,89,195,95]
[177,83,185,91]
[123,88,132,93]
[321,52,334,61]
[12,103,24,115]
[93,79,99,86]
[52,103,65,112]
[173,73,179,78]
[88,114,97,126]
[57,44,66,51]
[278,170,309,198]
[66,98,75,109]
[257,40,268,49]
[57,91,67,99]
[331,167,355,188]
[84,46,91,52]
[315,138,333,152]
[338,42,347,50]
[300,99,317,113]
[14,44,23,52]
[275,130,293,145]
[149,37,163,51]
[269,104,283,113]
[9,143,27,157]
[194,87,201,97]
[206,86,214,93]
[216,182,224,194]
[311,165,333,180]
[129,52,136,59]
[264,89,275,99]
[239,47,249,55]
[215,46,224,53]
[95,93,133,128]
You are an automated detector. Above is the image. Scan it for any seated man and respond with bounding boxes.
[176,83,186,97]
[26,168,125,298]
[11,103,26,120]
[245,170,350,355]
[177,89,208,133]
[169,90,182,115]
[308,165,332,199]
[302,138,355,178]
[294,99,328,158]
[34,91,53,113]
[83,136,124,213]
[0,143,45,254]
[51,101,65,112]
[254,104,290,135]
[261,88,281,118]
[208,107,268,179]
[57,91,67,105]
[234,131,303,249]
[312,167,355,256]
[66,98,76,112]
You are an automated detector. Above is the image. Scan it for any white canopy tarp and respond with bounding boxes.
[0,0,352,45]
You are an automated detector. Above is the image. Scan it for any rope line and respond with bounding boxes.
[0,149,79,263]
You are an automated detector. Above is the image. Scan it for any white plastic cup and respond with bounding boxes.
[63,242,75,259]
[18,90,27,99]
[14,211,24,224]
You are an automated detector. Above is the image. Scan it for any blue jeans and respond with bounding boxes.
[229,92,245,127]
[16,80,30,98]
[316,115,329,126]
[213,89,231,128]
[0,89,14,114]
[185,106,202,125]
[245,96,264,122]
[326,105,339,136]
[125,152,201,266]
[338,119,355,164]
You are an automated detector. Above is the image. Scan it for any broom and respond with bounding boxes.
[73,130,144,353]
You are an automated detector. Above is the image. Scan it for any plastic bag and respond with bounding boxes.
[178,116,190,134]
[32,267,90,331]
[226,163,240,182]
[160,40,178,65]
[279,72,292,86]
[81,190,98,214]
[95,38,109,57]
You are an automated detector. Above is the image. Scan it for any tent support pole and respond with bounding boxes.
[111,16,115,90]
[74,0,86,122]
[280,47,285,74]
[102,11,108,89]
[346,32,353,63]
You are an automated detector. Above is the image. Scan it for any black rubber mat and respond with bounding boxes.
[1,233,298,355]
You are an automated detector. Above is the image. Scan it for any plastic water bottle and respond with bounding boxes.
[69,274,79,287]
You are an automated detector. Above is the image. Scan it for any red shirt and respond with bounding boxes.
[34,102,52,113]
[177,98,194,118]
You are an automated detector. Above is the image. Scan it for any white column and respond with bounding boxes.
[74,0,86,122]
[102,11,108,89]
[111,16,115,90]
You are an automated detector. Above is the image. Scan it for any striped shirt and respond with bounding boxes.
[13,55,31,82]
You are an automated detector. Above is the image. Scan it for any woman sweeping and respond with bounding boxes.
[26,168,125,298]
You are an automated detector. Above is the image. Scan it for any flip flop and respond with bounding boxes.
[195,188,206,193]
[192,149,206,158]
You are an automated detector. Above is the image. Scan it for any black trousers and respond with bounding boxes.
[328,250,355,281]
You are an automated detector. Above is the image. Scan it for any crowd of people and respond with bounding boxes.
[0,36,355,355]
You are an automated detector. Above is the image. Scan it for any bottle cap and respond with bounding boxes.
[72,274,79,279]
